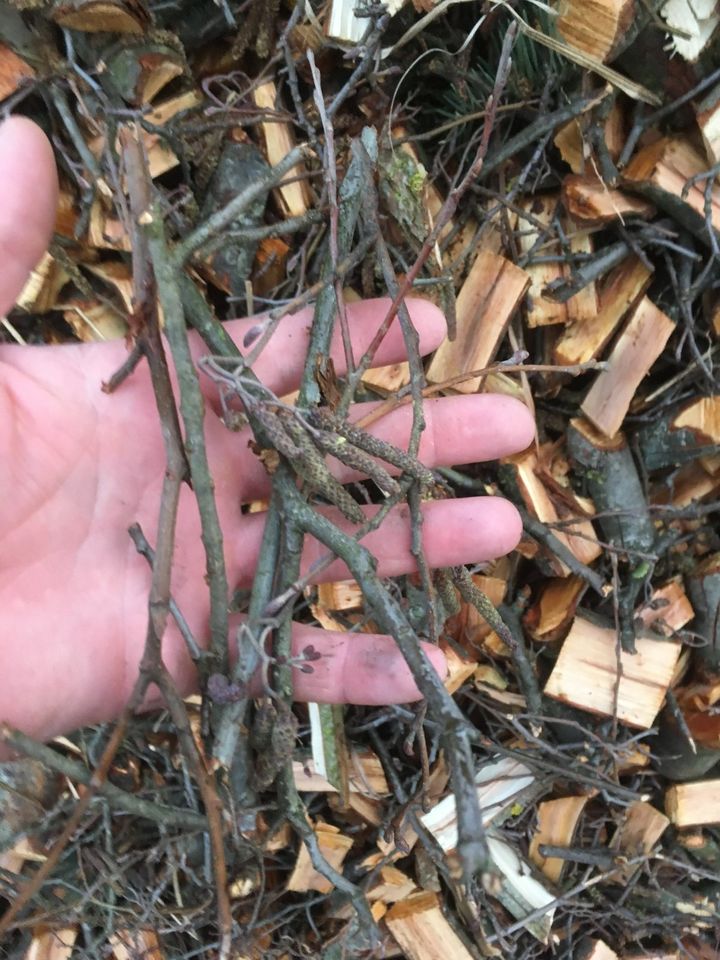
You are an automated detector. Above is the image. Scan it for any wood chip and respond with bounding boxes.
[579,941,620,960]
[635,579,695,637]
[529,794,590,882]
[624,137,720,233]
[581,297,675,437]
[420,756,536,856]
[286,821,353,893]
[253,80,311,219]
[385,891,473,960]
[524,576,587,643]
[544,616,682,728]
[562,174,655,224]
[610,800,669,882]
[426,249,530,393]
[24,928,78,960]
[554,254,652,366]
[292,749,389,796]
[0,42,34,101]
[666,779,720,827]
[316,579,364,611]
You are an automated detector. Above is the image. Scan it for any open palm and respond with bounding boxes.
[0,118,534,747]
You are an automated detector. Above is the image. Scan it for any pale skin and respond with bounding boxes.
[0,116,535,753]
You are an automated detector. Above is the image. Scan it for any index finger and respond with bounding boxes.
[0,117,58,318]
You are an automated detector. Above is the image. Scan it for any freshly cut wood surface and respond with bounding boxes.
[0,43,34,101]
[672,396,720,445]
[666,779,720,827]
[554,101,625,173]
[562,174,655,224]
[420,757,536,854]
[610,800,669,882]
[504,448,601,573]
[579,941,620,960]
[524,575,587,643]
[426,249,529,392]
[635,580,694,637]
[286,822,353,893]
[253,80,310,219]
[24,927,79,960]
[50,0,150,33]
[624,137,720,233]
[554,255,652,366]
[385,891,473,960]
[651,460,720,508]
[529,794,590,881]
[109,930,163,960]
[661,0,719,62]
[581,297,675,437]
[316,579,364,611]
[557,0,636,61]
[292,749,389,796]
[544,617,682,728]
[517,195,567,327]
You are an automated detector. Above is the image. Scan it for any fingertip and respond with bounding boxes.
[500,395,536,451]
[404,297,448,355]
[0,115,58,316]
[422,641,448,683]
[486,496,524,555]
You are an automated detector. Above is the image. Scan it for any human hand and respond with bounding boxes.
[0,116,534,747]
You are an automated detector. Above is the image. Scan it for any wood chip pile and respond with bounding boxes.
[1,0,720,957]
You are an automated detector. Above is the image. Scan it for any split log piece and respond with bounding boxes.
[385,891,474,960]
[109,929,164,960]
[420,756,538,856]
[286,821,353,893]
[24,927,79,960]
[544,616,682,728]
[517,194,569,328]
[316,579,364,612]
[666,779,720,827]
[661,0,720,63]
[425,249,530,393]
[292,748,389,796]
[49,0,151,33]
[554,99,626,174]
[635,579,694,637]
[501,447,601,575]
[580,296,675,437]
[253,80,311,219]
[578,940,620,960]
[696,80,720,165]
[562,173,655,225]
[623,137,720,240]
[651,460,720,508]
[553,254,651,366]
